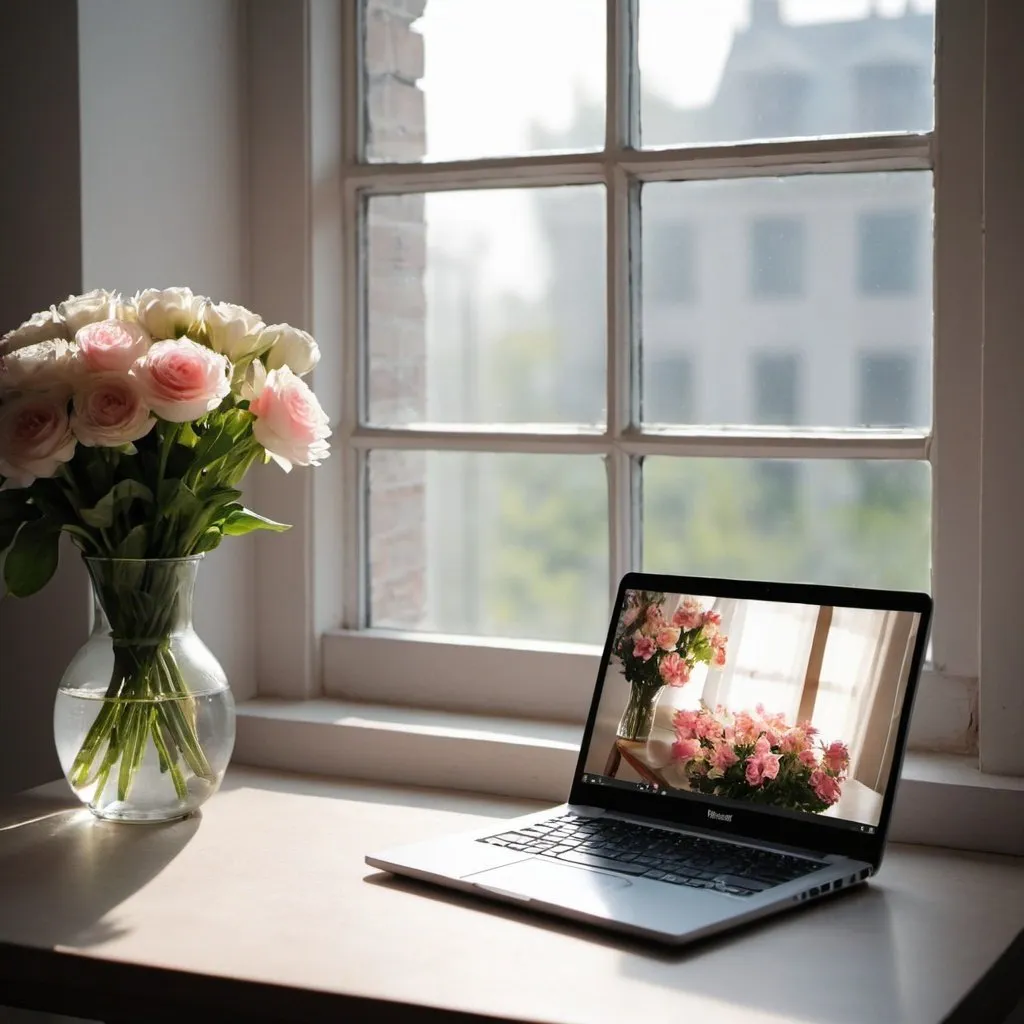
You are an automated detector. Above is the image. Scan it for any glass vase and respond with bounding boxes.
[616,680,664,742]
[54,556,235,823]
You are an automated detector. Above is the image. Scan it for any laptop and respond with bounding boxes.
[366,571,932,945]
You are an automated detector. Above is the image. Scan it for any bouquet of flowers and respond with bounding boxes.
[0,288,330,808]
[670,702,849,814]
[611,591,728,741]
[613,591,728,689]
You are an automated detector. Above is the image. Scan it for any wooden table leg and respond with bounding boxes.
[603,743,622,778]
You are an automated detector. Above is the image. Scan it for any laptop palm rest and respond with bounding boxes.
[467,859,633,907]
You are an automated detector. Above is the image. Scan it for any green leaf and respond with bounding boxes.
[80,480,155,529]
[221,508,291,537]
[192,528,223,554]
[158,479,201,519]
[113,524,150,559]
[3,519,61,597]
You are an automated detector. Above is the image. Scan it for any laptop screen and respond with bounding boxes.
[578,585,926,835]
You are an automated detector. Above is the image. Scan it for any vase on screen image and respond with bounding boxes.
[611,590,727,742]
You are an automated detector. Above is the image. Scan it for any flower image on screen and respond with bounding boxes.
[582,590,924,829]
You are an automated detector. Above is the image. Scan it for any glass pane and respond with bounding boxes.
[642,457,930,591]
[639,0,934,148]
[640,172,932,428]
[368,451,609,643]
[362,0,605,163]
[366,187,606,427]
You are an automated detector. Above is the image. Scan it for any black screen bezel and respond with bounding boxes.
[568,571,933,869]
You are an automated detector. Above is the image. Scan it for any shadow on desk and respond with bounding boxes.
[364,868,901,1024]
[0,789,199,950]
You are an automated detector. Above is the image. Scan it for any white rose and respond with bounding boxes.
[57,290,118,336]
[203,301,266,361]
[0,339,78,393]
[134,287,204,340]
[262,323,321,377]
[0,308,69,358]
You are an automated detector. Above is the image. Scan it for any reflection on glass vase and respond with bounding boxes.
[53,556,235,824]
[616,680,665,742]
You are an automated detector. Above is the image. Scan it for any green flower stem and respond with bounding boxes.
[66,558,214,807]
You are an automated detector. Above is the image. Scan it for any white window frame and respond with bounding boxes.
[243,0,1024,782]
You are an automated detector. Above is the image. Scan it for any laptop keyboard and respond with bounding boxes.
[478,813,820,896]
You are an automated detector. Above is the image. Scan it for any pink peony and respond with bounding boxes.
[744,750,781,787]
[780,729,808,755]
[810,769,842,806]
[71,372,155,447]
[250,367,331,471]
[733,711,760,745]
[694,712,724,742]
[0,393,76,486]
[672,737,701,763]
[672,597,703,631]
[658,651,691,686]
[822,741,850,775]
[75,319,150,373]
[673,708,701,739]
[655,625,682,651]
[632,634,656,661]
[134,338,230,422]
[798,748,819,768]
[709,742,739,773]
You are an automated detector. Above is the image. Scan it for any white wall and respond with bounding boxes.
[0,1,88,798]
[77,0,256,701]
[0,0,255,802]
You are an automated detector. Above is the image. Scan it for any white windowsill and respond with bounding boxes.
[233,698,1024,856]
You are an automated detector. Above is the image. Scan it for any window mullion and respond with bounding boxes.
[341,0,366,629]
[606,0,640,597]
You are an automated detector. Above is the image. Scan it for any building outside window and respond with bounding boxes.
[750,217,805,298]
[858,211,920,295]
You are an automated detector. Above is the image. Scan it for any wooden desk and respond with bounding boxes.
[0,767,1022,1023]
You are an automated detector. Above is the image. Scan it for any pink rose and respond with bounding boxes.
[734,711,759,745]
[134,338,230,422]
[822,741,850,775]
[0,393,76,487]
[672,597,703,631]
[75,319,150,372]
[655,625,682,651]
[632,635,656,661]
[658,651,691,686]
[798,748,818,767]
[810,769,842,806]
[249,367,331,471]
[709,742,739,773]
[673,708,700,739]
[712,645,727,667]
[745,750,780,787]
[71,372,155,447]
[672,737,700,763]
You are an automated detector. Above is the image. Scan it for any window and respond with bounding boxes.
[644,221,696,305]
[753,353,799,426]
[859,354,915,427]
[858,211,920,295]
[643,352,696,425]
[855,63,925,134]
[252,0,1004,771]
[750,218,804,298]
[746,70,808,140]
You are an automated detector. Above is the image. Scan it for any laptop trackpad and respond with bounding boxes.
[467,858,633,905]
